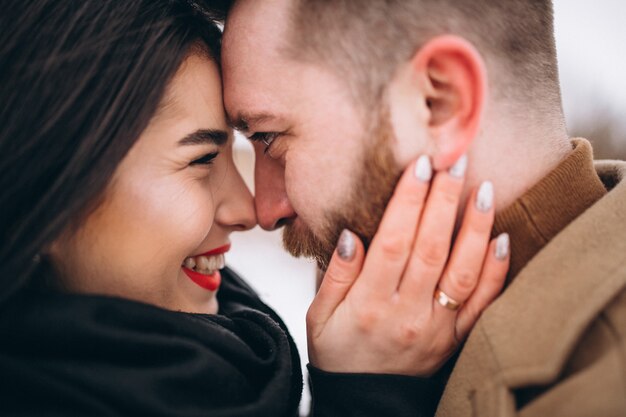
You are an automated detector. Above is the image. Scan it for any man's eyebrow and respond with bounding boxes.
[178,129,229,146]
[229,113,277,131]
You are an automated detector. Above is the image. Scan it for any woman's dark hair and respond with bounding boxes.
[0,0,232,303]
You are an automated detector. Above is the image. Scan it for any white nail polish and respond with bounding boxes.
[414,155,432,182]
[476,181,494,212]
[337,230,356,261]
[448,154,468,178]
[495,233,510,261]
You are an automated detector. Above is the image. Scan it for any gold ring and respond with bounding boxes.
[434,288,461,311]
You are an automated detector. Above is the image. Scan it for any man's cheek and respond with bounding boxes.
[284,170,325,227]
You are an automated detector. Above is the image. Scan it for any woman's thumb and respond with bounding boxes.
[306,229,364,332]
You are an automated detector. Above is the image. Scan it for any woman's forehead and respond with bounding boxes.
[155,54,227,127]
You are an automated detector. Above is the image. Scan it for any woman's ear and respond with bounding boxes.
[412,35,487,170]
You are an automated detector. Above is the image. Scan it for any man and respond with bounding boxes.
[221,0,626,416]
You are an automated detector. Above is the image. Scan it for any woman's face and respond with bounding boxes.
[49,53,256,314]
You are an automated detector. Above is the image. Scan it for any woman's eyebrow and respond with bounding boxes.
[178,129,229,146]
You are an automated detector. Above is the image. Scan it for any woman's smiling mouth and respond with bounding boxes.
[182,244,230,291]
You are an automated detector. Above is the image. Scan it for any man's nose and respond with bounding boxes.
[254,152,296,231]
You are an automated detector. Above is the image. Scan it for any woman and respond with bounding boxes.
[0,1,509,416]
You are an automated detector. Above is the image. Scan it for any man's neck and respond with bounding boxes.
[468,118,572,213]
[492,138,607,280]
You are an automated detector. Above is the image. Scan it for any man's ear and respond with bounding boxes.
[412,35,487,170]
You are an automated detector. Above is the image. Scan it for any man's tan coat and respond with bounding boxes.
[436,161,626,417]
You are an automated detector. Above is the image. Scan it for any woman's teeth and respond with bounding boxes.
[183,254,225,275]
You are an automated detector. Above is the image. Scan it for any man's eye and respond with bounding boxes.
[249,132,280,155]
[190,152,219,166]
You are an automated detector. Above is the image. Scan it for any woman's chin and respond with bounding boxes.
[176,297,219,315]
[175,269,220,314]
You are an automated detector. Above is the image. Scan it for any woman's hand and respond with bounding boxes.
[306,155,510,376]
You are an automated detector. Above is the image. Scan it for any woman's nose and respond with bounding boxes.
[214,162,257,232]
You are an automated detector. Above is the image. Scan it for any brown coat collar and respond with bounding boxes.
[437,160,626,416]
[483,160,626,384]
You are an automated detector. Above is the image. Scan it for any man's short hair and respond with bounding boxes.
[287,0,562,113]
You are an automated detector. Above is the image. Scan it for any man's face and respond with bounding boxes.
[223,0,402,268]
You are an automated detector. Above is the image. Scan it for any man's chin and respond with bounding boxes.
[282,219,337,270]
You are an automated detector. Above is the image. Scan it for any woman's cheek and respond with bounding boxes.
[153,177,217,252]
[87,174,215,293]
[110,176,210,264]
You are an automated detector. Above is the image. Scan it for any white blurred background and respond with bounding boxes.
[227,1,626,413]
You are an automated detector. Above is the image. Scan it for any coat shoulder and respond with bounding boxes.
[517,286,626,417]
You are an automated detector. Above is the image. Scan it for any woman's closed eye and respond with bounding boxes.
[190,151,219,166]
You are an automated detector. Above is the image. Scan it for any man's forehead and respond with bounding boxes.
[222,0,295,116]
[225,0,291,49]
[223,2,292,79]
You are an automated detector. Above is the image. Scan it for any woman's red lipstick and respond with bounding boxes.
[182,243,231,291]
[196,243,231,257]
[183,268,221,291]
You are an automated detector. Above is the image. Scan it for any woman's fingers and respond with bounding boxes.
[355,156,432,298]
[306,153,511,376]
[397,156,467,304]
[306,230,365,337]
[455,233,510,340]
[431,182,495,316]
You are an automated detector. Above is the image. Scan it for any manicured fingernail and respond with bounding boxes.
[414,155,432,182]
[337,229,356,261]
[448,154,468,178]
[476,181,494,212]
[495,233,510,261]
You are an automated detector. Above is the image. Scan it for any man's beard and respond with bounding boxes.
[282,107,402,270]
